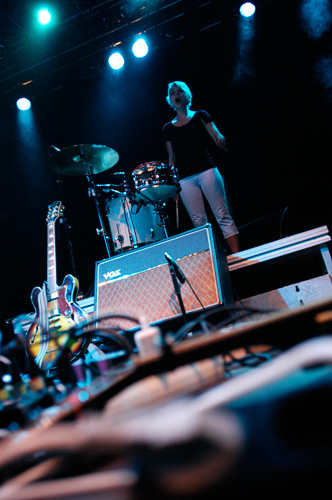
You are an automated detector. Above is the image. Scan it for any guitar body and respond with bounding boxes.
[27,286,48,364]
[57,274,90,357]
[26,201,90,370]
[59,274,88,324]
[27,276,90,369]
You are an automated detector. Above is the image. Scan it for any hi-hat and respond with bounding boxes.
[49,144,119,176]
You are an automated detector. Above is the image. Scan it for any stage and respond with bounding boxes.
[1,225,332,498]
[77,224,332,330]
[1,0,332,496]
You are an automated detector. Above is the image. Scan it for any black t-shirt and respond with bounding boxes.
[163,110,217,179]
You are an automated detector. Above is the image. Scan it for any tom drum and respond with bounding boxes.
[132,161,179,203]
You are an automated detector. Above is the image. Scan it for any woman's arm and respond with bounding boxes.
[202,119,227,150]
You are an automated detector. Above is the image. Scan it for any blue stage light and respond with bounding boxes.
[239,2,256,17]
[37,8,52,25]
[132,38,149,58]
[108,52,125,70]
[16,98,31,111]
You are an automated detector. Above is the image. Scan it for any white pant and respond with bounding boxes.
[179,168,238,239]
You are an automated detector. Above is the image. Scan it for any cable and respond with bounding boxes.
[71,312,142,333]
[279,206,289,238]
[9,312,142,374]
[237,207,288,231]
[21,312,141,348]
[184,276,206,312]
[171,306,237,343]
[73,327,134,355]
[172,303,278,344]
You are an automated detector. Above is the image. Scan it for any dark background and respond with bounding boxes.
[1,0,331,338]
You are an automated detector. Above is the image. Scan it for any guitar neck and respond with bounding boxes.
[47,220,58,297]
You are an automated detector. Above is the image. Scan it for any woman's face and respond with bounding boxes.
[169,84,188,109]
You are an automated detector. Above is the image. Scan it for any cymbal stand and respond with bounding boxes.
[86,173,112,258]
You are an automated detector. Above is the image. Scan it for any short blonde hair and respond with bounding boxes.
[166,81,192,109]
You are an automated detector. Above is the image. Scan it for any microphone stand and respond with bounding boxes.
[166,261,187,324]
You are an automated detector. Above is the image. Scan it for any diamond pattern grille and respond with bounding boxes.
[97,250,220,330]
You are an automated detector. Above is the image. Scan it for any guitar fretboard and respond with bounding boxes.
[47,221,57,296]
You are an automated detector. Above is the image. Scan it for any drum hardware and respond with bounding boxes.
[130,161,181,242]
[96,185,123,195]
[152,200,169,239]
[87,175,113,257]
[96,227,108,236]
[131,200,144,216]
[49,144,120,258]
[105,193,165,254]
[175,196,180,229]
[132,189,156,205]
[117,233,125,244]
[132,161,180,204]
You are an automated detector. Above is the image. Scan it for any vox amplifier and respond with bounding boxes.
[95,224,233,328]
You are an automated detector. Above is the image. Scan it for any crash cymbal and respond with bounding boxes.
[49,144,119,176]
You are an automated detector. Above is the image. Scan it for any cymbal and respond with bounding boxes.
[49,144,119,176]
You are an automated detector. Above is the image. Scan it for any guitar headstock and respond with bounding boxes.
[46,201,64,224]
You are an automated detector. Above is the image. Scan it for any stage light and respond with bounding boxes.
[234,2,256,84]
[239,2,256,17]
[108,52,125,70]
[132,37,149,58]
[16,98,31,111]
[37,8,52,26]
[300,0,332,41]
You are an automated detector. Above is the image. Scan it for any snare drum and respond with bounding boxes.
[105,194,165,253]
[132,161,179,203]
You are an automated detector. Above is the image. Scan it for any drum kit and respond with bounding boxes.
[49,144,180,256]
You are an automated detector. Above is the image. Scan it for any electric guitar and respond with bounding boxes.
[27,201,90,369]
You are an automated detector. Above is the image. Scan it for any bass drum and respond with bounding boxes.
[105,194,165,253]
[132,161,179,203]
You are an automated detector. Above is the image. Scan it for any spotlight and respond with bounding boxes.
[2,374,12,384]
[239,2,256,17]
[132,37,149,58]
[16,98,31,111]
[108,52,125,70]
[37,8,52,25]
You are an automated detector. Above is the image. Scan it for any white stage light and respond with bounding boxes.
[16,98,31,111]
[108,52,125,70]
[132,38,149,58]
[240,2,256,17]
[37,8,52,25]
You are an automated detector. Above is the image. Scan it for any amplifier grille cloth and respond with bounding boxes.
[97,250,218,329]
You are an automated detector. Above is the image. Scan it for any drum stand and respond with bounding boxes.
[153,201,169,239]
[86,174,112,258]
[119,194,139,252]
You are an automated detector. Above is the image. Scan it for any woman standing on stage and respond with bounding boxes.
[163,81,240,254]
